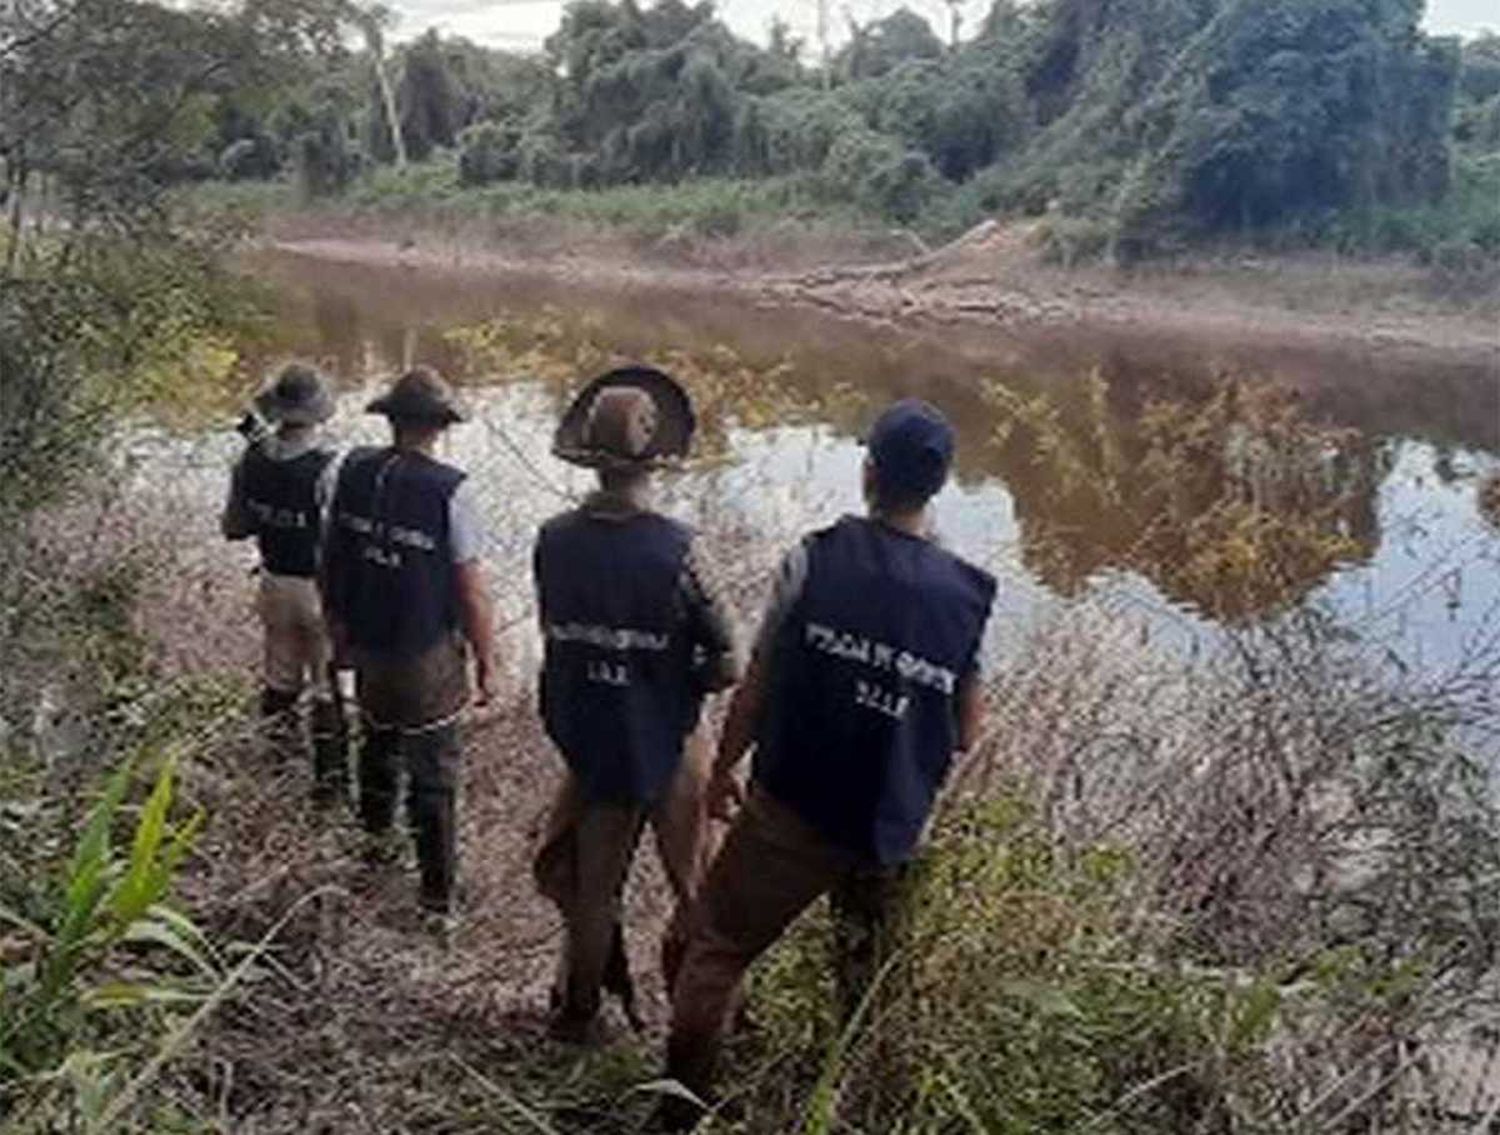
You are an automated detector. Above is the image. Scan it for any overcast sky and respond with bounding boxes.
[387,0,1498,53]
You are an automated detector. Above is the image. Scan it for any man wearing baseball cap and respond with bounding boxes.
[320,365,497,932]
[532,366,739,1042]
[222,362,348,804]
[658,398,996,1127]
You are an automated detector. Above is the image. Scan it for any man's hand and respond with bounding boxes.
[706,766,745,823]
[455,560,497,711]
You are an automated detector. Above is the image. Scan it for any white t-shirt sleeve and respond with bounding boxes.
[448,479,487,564]
[316,449,343,514]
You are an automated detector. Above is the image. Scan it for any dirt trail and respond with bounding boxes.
[120,487,683,1127]
[266,222,1500,371]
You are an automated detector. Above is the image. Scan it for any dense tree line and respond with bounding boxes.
[5,0,1497,253]
[332,0,1498,249]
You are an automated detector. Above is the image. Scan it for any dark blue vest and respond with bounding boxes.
[535,508,698,805]
[754,516,996,864]
[240,444,334,578]
[326,447,465,654]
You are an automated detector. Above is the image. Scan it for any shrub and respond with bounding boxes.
[457,121,519,187]
[0,755,214,1126]
[820,126,904,199]
[294,127,360,198]
[728,587,1500,1131]
[218,134,280,181]
[858,148,941,223]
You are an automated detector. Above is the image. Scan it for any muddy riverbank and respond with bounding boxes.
[260,218,1500,374]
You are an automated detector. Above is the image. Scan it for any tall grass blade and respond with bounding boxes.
[87,884,348,1133]
[799,950,902,1135]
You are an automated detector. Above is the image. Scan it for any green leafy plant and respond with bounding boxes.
[0,753,216,1124]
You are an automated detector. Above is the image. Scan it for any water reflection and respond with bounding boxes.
[232,249,1499,661]
[987,370,1390,620]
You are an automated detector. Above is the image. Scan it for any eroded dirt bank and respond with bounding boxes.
[262,219,1500,374]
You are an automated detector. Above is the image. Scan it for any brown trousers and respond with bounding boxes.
[667,786,910,1097]
[534,729,716,1023]
[353,634,470,913]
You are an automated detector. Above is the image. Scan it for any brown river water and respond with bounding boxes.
[124,249,1500,677]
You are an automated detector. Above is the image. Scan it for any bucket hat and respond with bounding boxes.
[254,362,335,426]
[553,366,695,469]
[367,365,468,426]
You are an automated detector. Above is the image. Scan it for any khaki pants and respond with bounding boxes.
[534,729,715,1024]
[256,574,333,699]
[666,786,910,1098]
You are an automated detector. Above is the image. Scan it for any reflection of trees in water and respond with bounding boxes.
[988,366,1389,620]
[259,286,473,389]
[443,312,875,458]
[309,291,362,379]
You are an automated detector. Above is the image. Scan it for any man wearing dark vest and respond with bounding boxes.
[320,366,497,931]
[658,399,996,1128]
[532,367,738,1043]
[221,362,348,804]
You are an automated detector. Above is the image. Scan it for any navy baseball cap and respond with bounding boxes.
[865,398,954,500]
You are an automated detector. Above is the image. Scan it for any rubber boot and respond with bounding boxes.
[651,1031,718,1131]
[405,724,460,915]
[603,922,645,1032]
[358,726,400,838]
[309,698,349,809]
[260,687,302,764]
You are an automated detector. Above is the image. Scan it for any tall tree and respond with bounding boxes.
[351,2,406,169]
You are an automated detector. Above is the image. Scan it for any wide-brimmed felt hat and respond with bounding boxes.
[553,366,695,469]
[254,362,335,426]
[367,365,468,426]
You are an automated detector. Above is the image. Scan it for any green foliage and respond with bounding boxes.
[734,88,856,177]
[1316,151,1500,280]
[0,0,347,233]
[404,31,462,160]
[727,775,1484,1132]
[1113,0,1458,251]
[219,134,280,181]
[174,0,1493,253]
[1,756,213,1094]
[458,121,522,186]
[837,7,945,82]
[0,542,248,1129]
[0,238,249,511]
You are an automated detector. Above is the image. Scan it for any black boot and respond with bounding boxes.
[309,698,349,809]
[650,1032,718,1131]
[358,726,400,837]
[405,724,460,915]
[604,922,646,1033]
[260,687,303,764]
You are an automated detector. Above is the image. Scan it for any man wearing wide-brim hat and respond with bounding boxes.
[222,361,348,805]
[320,365,497,934]
[532,365,739,1042]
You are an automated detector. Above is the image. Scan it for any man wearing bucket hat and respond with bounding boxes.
[222,362,348,805]
[320,365,496,931]
[655,399,996,1128]
[532,365,739,1043]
